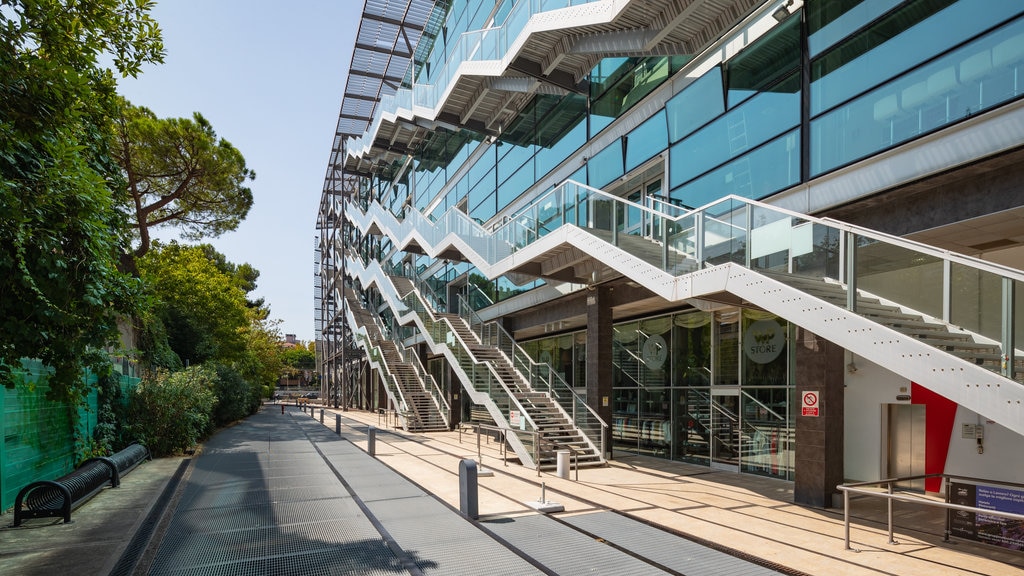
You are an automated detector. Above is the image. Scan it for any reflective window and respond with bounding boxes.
[536,113,586,178]
[811,16,1024,175]
[665,66,725,143]
[808,0,905,57]
[811,0,1021,116]
[587,141,624,189]
[468,184,495,222]
[670,129,800,208]
[726,16,800,108]
[625,111,668,172]
[670,75,800,190]
[497,160,533,207]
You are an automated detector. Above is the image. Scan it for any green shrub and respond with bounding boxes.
[128,366,217,456]
[210,363,258,427]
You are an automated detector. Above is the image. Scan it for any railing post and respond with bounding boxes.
[845,231,857,312]
[1002,277,1014,380]
[844,488,852,551]
[887,481,896,544]
[944,475,952,542]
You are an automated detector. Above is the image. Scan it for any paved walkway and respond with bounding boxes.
[2,403,1022,575]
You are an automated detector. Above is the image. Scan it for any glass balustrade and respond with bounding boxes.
[346,0,602,158]
[345,177,1024,385]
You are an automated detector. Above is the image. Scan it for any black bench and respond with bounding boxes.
[13,442,150,526]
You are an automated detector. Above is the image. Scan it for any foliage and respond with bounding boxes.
[110,98,255,259]
[137,241,250,367]
[0,1,163,403]
[280,346,315,370]
[210,362,258,427]
[75,365,131,462]
[236,313,283,396]
[127,366,216,456]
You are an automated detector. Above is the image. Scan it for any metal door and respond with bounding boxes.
[885,403,926,491]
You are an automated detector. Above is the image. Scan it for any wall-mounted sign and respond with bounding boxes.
[801,391,819,417]
[642,334,668,370]
[744,320,785,364]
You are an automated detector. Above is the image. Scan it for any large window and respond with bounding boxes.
[811,14,1024,175]
[666,66,725,143]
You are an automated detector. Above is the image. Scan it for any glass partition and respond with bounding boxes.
[855,235,944,321]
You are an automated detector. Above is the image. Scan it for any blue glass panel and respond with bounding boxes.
[468,167,495,215]
[590,113,614,139]
[498,142,535,183]
[812,17,1024,175]
[811,0,1024,115]
[808,0,903,57]
[669,77,800,189]
[469,190,496,223]
[536,118,586,179]
[498,160,533,207]
[625,110,668,172]
[727,18,800,108]
[670,129,800,208]
[587,141,624,189]
[666,66,725,143]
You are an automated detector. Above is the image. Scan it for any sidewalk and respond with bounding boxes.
[326,405,1024,576]
[1,402,1021,575]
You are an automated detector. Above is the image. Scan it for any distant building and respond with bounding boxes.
[317,0,1024,507]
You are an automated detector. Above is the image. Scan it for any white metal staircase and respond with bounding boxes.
[340,180,1024,437]
[343,288,450,432]
[344,254,606,469]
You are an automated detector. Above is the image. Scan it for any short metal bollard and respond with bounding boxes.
[367,426,376,457]
[319,409,324,423]
[280,404,284,414]
[335,414,341,434]
[459,459,479,520]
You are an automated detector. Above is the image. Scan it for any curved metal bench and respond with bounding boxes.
[13,443,150,526]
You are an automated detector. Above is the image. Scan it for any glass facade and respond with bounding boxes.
[525,308,795,480]
[330,0,1024,486]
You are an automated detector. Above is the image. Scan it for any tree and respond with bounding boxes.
[110,98,255,259]
[137,242,250,367]
[237,314,284,399]
[0,1,163,401]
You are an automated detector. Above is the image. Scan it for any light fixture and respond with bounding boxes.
[773,0,794,22]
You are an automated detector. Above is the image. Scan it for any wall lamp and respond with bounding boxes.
[773,0,794,22]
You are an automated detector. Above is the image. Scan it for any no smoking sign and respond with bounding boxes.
[801,391,819,417]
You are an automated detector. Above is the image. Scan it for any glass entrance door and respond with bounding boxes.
[710,391,740,470]
[619,178,661,239]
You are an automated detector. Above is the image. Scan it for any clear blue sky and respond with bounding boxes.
[116,1,360,343]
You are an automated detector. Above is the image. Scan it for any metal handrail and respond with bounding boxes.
[837,474,1024,551]
[456,291,609,455]
[346,250,547,466]
[470,422,544,478]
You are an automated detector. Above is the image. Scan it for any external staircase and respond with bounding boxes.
[339,179,1024,439]
[343,287,449,432]
[338,254,606,469]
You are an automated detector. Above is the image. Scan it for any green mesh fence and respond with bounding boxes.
[0,358,140,512]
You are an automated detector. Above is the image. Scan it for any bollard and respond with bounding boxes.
[556,450,570,479]
[280,404,284,414]
[335,414,341,434]
[367,426,376,457]
[459,459,479,519]
[319,408,324,423]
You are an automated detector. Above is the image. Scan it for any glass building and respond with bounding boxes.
[317,0,1024,506]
